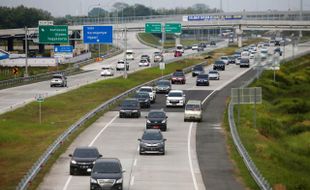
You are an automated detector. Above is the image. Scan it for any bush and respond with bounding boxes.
[274,98,310,114]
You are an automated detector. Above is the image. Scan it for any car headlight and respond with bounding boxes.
[71,160,77,164]
[147,120,151,123]
[116,178,123,184]
[90,178,97,184]
[92,161,96,164]
[120,110,125,112]
[161,120,166,123]
[145,99,149,102]
[132,110,138,112]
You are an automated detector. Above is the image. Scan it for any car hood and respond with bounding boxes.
[72,157,98,162]
[156,85,170,88]
[141,140,163,144]
[91,172,122,180]
[137,98,148,102]
[148,118,164,122]
[121,106,139,110]
[167,96,183,100]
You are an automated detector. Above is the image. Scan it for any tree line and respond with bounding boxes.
[0,3,221,29]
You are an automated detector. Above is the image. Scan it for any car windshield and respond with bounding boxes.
[73,149,98,158]
[141,55,148,58]
[148,111,165,118]
[197,74,208,79]
[140,88,152,92]
[135,93,149,99]
[122,100,138,107]
[215,61,224,65]
[93,162,120,173]
[176,46,183,50]
[261,50,268,53]
[186,104,201,111]
[52,75,63,79]
[221,57,228,60]
[241,59,249,63]
[168,92,183,97]
[193,66,203,71]
[142,132,163,140]
[140,59,147,63]
[157,80,170,86]
[209,71,218,74]
[173,72,184,77]
[126,52,133,55]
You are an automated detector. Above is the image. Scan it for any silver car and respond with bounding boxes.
[50,74,67,87]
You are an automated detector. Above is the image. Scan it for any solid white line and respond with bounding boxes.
[202,90,217,105]
[130,176,135,186]
[88,114,118,147]
[133,158,137,167]
[188,122,199,190]
[62,176,72,190]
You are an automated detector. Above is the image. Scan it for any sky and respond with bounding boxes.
[0,0,309,17]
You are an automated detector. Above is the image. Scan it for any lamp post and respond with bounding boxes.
[24,27,29,77]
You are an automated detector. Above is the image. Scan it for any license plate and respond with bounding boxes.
[153,126,160,129]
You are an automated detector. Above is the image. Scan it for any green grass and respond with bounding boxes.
[228,54,310,189]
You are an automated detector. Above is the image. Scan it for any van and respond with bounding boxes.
[125,50,134,60]
[184,100,202,122]
[176,44,184,53]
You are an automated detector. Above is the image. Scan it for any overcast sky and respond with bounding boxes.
[0,0,309,16]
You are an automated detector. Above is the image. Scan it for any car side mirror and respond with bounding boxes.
[165,95,168,97]
[87,168,92,173]
[138,138,141,141]
[122,169,126,173]
[183,95,186,97]
[163,139,167,142]
[99,154,103,157]
[145,116,148,118]
[166,116,168,118]
[69,154,72,157]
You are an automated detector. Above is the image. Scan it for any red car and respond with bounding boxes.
[174,50,182,57]
[171,70,186,84]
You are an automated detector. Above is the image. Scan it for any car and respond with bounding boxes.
[184,100,202,122]
[199,42,207,48]
[88,158,125,190]
[134,92,151,108]
[125,50,134,60]
[192,65,205,77]
[166,90,186,107]
[275,40,281,46]
[100,66,114,76]
[260,48,268,60]
[176,44,184,53]
[191,44,199,50]
[240,58,250,68]
[145,110,168,131]
[138,86,156,103]
[213,60,225,71]
[196,74,209,86]
[235,57,241,65]
[171,70,186,84]
[220,56,229,65]
[197,45,204,52]
[138,59,150,67]
[141,54,150,62]
[274,47,283,56]
[69,147,102,175]
[210,41,216,46]
[119,98,141,118]
[155,79,171,94]
[208,70,220,80]
[228,56,236,64]
[174,50,182,57]
[50,73,67,87]
[116,60,129,71]
[153,51,163,62]
[241,51,250,59]
[138,129,166,155]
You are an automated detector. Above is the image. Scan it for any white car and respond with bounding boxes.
[125,50,134,60]
[100,66,114,76]
[208,70,220,80]
[116,60,129,71]
[138,59,150,67]
[191,44,198,50]
[220,56,229,65]
[176,44,184,53]
[166,90,186,107]
[184,100,202,122]
[138,86,156,103]
[260,48,268,60]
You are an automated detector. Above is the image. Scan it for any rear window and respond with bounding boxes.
[135,93,149,98]
[173,72,184,77]
[52,75,63,79]
[168,92,183,97]
[215,61,224,65]
[122,100,138,107]
[140,88,152,92]
[73,148,98,158]
[148,111,166,118]
[197,74,208,79]
[93,162,121,173]
[186,104,201,111]
[157,80,170,86]
[142,132,163,140]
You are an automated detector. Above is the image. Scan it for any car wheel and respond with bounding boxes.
[139,150,143,155]
[70,169,74,175]
[161,150,165,155]
[50,85,53,87]
[162,126,167,132]
[119,114,123,118]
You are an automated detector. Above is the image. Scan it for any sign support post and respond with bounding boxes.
[24,27,29,77]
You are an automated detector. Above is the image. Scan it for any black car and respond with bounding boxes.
[240,58,250,68]
[213,60,225,71]
[210,41,216,46]
[119,98,141,118]
[228,56,236,64]
[134,92,151,108]
[192,65,205,77]
[69,147,102,175]
[196,74,209,86]
[146,110,168,131]
[171,70,186,84]
[155,80,171,94]
[199,42,207,48]
[141,54,150,62]
[274,47,283,56]
[89,158,124,190]
[197,45,204,52]
[138,129,166,155]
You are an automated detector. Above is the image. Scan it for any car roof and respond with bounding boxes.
[144,129,161,133]
[95,158,121,164]
[52,73,64,77]
[74,146,98,151]
[140,86,152,89]
[169,90,183,93]
[124,98,138,101]
[126,50,133,52]
[149,109,165,113]
[187,100,202,105]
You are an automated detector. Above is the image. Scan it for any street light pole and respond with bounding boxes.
[300,0,303,37]
[24,27,29,77]
[123,27,128,79]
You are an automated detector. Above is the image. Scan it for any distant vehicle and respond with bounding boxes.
[138,86,156,103]
[213,60,225,71]
[166,90,186,107]
[171,70,186,84]
[240,58,250,68]
[50,73,67,87]
[153,51,163,62]
[125,50,134,60]
[220,56,229,65]
[191,44,199,50]
[275,40,281,46]
[141,54,150,62]
[199,42,207,48]
[69,147,102,175]
[184,100,202,122]
[210,41,216,46]
[138,59,150,67]
[88,158,124,190]
[260,48,268,60]
[174,50,182,57]
[228,56,235,64]
[196,74,209,86]
[145,110,168,131]
[241,51,250,59]
[134,92,151,108]
[119,98,141,118]
[192,65,205,77]
[100,66,114,76]
[138,129,166,155]
[116,60,129,71]
[274,47,283,56]
[234,51,241,59]
[197,45,204,52]
[155,79,171,94]
[269,40,275,46]
[235,57,241,65]
[176,44,184,53]
[208,70,220,80]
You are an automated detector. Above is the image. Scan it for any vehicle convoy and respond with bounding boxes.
[208,70,220,80]
[240,58,250,68]
[213,60,225,71]
[116,60,129,71]
[145,110,168,131]
[119,98,141,118]
[155,79,171,93]
[192,65,205,77]
[100,66,114,76]
[196,74,210,86]
[184,100,203,122]
[50,73,67,87]
[69,147,102,175]
[134,92,151,108]
[88,158,124,190]
[138,86,156,103]
[125,50,134,60]
[171,70,186,84]
[166,90,186,107]
[138,129,166,155]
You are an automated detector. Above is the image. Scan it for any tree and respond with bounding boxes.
[88,7,108,17]
[112,2,129,11]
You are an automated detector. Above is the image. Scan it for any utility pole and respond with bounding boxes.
[123,27,127,79]
[24,27,29,77]
[162,24,165,53]
[300,0,303,37]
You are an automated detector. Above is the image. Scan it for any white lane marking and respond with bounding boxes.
[130,176,135,186]
[62,114,118,190]
[133,158,137,167]
[88,114,118,147]
[202,90,217,105]
[188,122,199,190]
[62,176,72,190]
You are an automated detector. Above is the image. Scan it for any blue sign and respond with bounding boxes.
[83,26,113,44]
[54,45,73,53]
[185,15,242,21]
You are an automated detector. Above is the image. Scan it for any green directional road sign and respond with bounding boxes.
[145,23,162,33]
[39,25,69,44]
[165,23,182,34]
